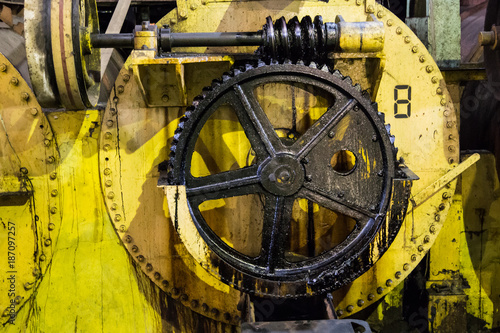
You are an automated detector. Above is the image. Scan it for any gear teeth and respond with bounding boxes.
[385,124,391,134]
[309,61,317,68]
[332,70,343,79]
[270,59,278,65]
[233,68,242,76]
[378,112,385,123]
[245,63,253,71]
[390,135,395,145]
[353,83,362,92]
[320,64,329,72]
[211,79,222,88]
[257,60,266,67]
[284,59,292,64]
[344,76,353,86]
[297,60,305,65]
[371,102,378,112]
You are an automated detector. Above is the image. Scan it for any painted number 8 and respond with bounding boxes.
[394,85,411,118]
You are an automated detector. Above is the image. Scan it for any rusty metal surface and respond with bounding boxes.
[241,319,372,333]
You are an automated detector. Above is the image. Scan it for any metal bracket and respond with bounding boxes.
[408,153,480,211]
[365,0,376,13]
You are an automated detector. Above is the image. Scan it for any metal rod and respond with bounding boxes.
[168,32,263,47]
[91,33,134,48]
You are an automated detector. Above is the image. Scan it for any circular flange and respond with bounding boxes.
[167,62,407,297]
[25,0,100,109]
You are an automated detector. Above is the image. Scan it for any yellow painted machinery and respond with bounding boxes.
[0,0,499,332]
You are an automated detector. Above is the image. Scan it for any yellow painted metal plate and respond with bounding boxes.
[0,52,60,322]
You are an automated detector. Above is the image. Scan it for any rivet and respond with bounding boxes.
[431,76,439,84]
[24,282,34,290]
[355,0,362,5]
[448,145,455,152]
[131,245,139,252]
[387,19,393,26]
[301,157,309,164]
[106,120,114,128]
[202,303,209,312]
[328,130,335,138]
[162,280,169,288]
[440,98,446,106]
[154,272,161,280]
[424,235,430,243]
[110,108,117,115]
[395,271,402,279]
[172,288,180,296]
[10,77,19,86]
[105,180,112,187]
[337,191,344,198]
[404,36,410,43]
[40,254,46,261]
[180,294,188,301]
[448,157,455,164]
[367,293,375,301]
[412,46,418,53]
[3,309,10,317]
[107,192,115,199]
[20,167,28,175]
[403,263,410,271]
[113,97,119,104]
[426,65,434,73]
[115,214,122,222]
[430,225,436,233]
[377,287,384,294]
[357,299,365,307]
[44,139,51,146]
[367,5,375,12]
[418,245,424,252]
[122,74,130,82]
[305,175,312,182]
[111,203,118,210]
[396,27,402,35]
[191,300,199,308]
[337,309,344,317]
[377,11,384,18]
[44,238,52,246]
[117,85,124,94]
[50,207,58,215]
[103,144,111,151]
[377,170,384,177]
[137,255,145,262]
[442,192,450,199]
[47,156,55,164]
[170,18,177,25]
[386,279,393,287]
[104,132,112,140]
[211,308,220,316]
[32,268,40,277]
[419,55,425,63]
[346,305,354,312]
[14,296,22,304]
[0,63,6,72]
[444,110,451,117]
[411,254,417,261]
[439,203,446,211]
[21,92,30,101]
[435,214,440,222]
[48,223,55,231]
[125,235,132,243]
[448,134,454,140]
[201,0,208,4]
[104,168,111,176]
[146,263,153,271]
[51,189,58,197]
[179,9,188,19]
[50,172,57,180]
[436,87,443,95]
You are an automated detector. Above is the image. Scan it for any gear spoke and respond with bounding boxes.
[233,84,285,157]
[259,195,294,272]
[294,98,356,158]
[299,186,377,223]
[186,165,260,200]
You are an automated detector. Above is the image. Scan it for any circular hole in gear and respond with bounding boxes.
[330,150,356,174]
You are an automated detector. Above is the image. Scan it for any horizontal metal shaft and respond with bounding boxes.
[91,33,134,48]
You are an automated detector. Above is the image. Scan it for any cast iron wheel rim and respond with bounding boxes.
[168,61,399,295]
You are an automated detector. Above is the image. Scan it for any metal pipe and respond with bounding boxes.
[91,33,134,48]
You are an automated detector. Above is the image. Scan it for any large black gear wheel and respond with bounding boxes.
[165,61,411,297]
